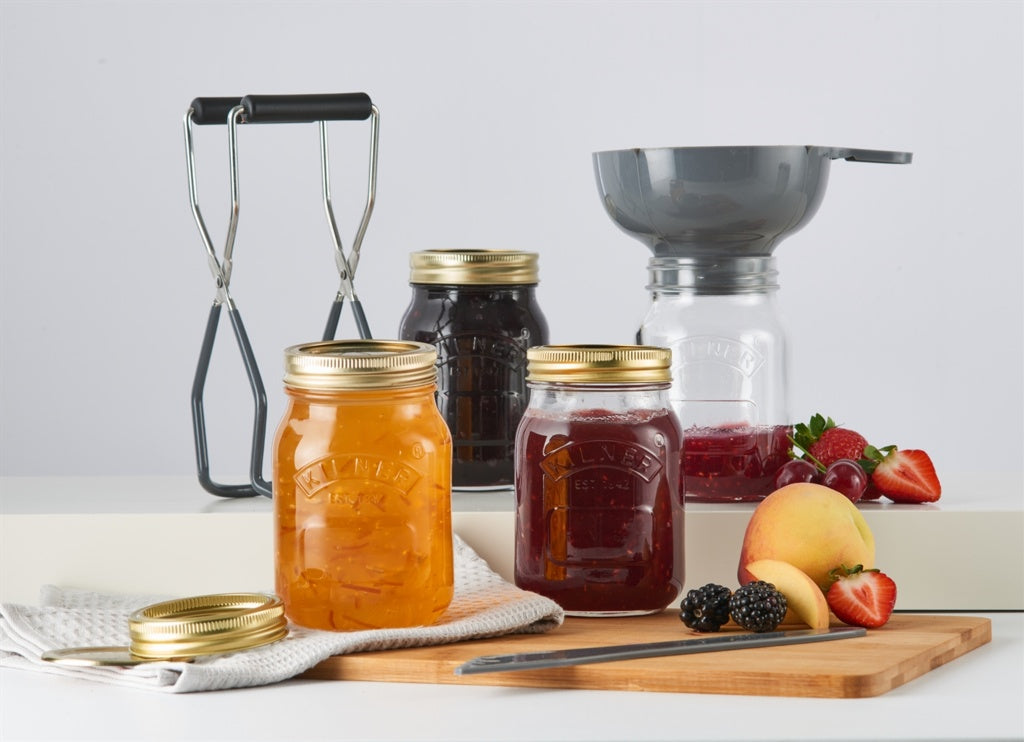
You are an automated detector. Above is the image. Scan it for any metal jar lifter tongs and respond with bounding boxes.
[184,93,380,498]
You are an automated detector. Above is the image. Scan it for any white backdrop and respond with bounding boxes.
[1,1,1021,481]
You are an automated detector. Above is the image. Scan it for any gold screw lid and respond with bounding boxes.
[283,340,438,391]
[409,250,539,285]
[526,344,672,384]
[128,593,287,661]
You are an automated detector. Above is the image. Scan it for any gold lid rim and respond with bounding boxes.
[128,592,287,660]
[409,249,539,285]
[283,340,438,391]
[526,344,672,384]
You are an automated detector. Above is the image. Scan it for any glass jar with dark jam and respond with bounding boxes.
[399,250,548,490]
[514,345,684,617]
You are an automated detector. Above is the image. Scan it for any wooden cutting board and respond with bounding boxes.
[303,612,991,698]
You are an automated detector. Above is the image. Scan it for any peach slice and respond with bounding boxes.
[744,558,831,630]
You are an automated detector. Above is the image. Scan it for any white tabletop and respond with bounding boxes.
[3,475,1023,741]
[1,612,1022,742]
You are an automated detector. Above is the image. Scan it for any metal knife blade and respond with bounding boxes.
[454,626,865,675]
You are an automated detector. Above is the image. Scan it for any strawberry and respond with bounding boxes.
[826,564,897,629]
[862,445,941,503]
[792,414,868,467]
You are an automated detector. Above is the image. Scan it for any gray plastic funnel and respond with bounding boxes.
[593,146,911,258]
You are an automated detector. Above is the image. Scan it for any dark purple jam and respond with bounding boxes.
[399,284,547,488]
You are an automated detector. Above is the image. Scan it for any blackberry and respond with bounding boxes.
[679,583,733,632]
[728,581,788,633]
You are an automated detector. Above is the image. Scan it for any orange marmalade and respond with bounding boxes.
[273,340,453,631]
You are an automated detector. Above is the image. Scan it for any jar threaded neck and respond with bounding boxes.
[647,256,779,294]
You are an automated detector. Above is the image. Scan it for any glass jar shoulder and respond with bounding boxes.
[641,292,786,343]
[519,386,683,446]
[275,387,451,459]
[400,284,548,341]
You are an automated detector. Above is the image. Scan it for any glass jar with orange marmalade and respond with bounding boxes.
[273,340,454,631]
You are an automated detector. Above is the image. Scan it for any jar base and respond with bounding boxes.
[685,494,768,503]
[564,608,664,618]
[452,484,514,493]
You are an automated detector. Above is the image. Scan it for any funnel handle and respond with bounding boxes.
[828,148,912,164]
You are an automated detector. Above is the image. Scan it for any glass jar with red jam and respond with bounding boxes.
[514,345,684,617]
[399,250,548,491]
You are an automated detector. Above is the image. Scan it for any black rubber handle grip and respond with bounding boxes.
[189,97,243,125]
[241,93,373,123]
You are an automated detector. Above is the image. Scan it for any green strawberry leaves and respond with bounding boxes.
[860,444,897,476]
[792,413,837,453]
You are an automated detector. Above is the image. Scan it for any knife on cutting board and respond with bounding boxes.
[455,626,865,675]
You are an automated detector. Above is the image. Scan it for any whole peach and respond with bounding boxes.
[738,483,875,591]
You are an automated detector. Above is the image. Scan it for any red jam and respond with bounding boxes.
[514,407,684,615]
[682,424,792,502]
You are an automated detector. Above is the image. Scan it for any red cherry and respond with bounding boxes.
[822,459,868,503]
[774,459,820,490]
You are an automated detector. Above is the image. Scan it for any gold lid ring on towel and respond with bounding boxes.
[128,592,287,660]
[42,593,287,666]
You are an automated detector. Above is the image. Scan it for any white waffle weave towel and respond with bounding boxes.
[0,535,563,692]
